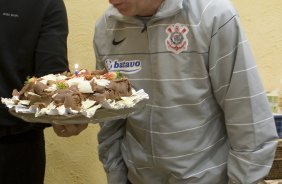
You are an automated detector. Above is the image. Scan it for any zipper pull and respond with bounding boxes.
[141,23,147,33]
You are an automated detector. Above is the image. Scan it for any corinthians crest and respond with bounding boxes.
[165,23,189,54]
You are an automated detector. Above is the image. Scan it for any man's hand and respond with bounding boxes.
[52,123,88,137]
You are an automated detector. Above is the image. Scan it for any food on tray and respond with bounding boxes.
[1,69,148,118]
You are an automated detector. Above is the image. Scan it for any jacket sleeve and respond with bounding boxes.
[94,23,128,184]
[34,0,69,77]
[30,0,69,129]
[208,7,279,184]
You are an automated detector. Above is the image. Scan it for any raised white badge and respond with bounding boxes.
[165,23,189,54]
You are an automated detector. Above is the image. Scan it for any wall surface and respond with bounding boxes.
[44,0,282,184]
[232,0,282,91]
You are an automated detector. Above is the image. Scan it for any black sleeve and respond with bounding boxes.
[32,0,69,129]
[34,0,69,77]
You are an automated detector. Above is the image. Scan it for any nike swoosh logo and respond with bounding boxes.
[112,38,126,45]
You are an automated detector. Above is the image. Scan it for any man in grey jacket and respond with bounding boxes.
[94,0,279,183]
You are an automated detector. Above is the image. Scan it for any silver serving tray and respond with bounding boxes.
[9,102,145,125]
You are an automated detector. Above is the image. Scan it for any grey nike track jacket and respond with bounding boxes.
[93,0,279,183]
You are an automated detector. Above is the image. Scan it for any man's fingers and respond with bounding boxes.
[63,124,88,136]
[52,124,88,137]
[52,124,69,137]
[75,124,88,133]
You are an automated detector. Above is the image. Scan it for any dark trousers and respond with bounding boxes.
[0,129,46,184]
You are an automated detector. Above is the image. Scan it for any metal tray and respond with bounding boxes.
[9,102,144,125]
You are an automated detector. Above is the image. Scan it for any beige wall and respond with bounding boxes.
[232,0,282,91]
[44,0,282,184]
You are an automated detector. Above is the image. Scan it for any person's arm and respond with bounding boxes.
[34,0,69,76]
[93,22,128,183]
[32,0,69,130]
[208,4,278,184]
